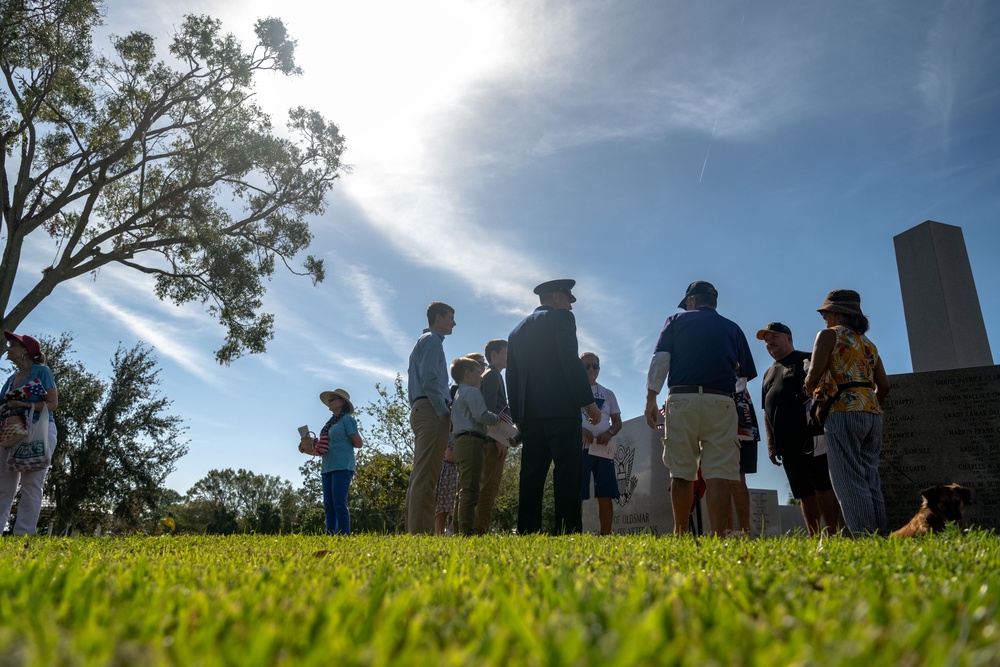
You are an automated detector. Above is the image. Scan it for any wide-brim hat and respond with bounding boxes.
[533,279,576,303]
[319,388,354,413]
[756,322,792,340]
[678,281,718,309]
[817,289,864,316]
[3,331,40,358]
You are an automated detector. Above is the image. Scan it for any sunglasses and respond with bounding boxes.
[583,363,600,370]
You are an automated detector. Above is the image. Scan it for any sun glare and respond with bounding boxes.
[270,1,511,165]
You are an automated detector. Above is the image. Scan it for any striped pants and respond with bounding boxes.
[823,411,888,536]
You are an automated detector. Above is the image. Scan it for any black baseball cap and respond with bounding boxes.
[756,322,792,340]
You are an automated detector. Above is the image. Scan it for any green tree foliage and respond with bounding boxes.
[348,375,414,532]
[349,448,410,533]
[298,457,322,506]
[180,468,302,534]
[0,1,346,363]
[356,375,414,460]
[39,334,188,535]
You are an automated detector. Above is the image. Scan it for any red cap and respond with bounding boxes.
[4,331,41,358]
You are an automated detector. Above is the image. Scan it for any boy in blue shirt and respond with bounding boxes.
[450,357,499,535]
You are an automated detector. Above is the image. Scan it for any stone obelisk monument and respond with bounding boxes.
[882,220,998,530]
[893,220,993,371]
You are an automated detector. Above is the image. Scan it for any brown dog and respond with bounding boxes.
[891,483,972,538]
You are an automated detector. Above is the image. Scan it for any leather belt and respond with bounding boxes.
[454,431,488,441]
[669,385,733,398]
[410,396,428,405]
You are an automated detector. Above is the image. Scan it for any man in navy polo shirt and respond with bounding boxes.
[644,281,757,536]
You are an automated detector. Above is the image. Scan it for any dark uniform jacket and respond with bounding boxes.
[506,306,593,423]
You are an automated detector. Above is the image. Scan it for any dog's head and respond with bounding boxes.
[921,483,972,525]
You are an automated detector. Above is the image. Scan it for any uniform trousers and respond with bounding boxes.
[517,417,583,535]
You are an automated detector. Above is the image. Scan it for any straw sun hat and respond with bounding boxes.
[319,388,354,413]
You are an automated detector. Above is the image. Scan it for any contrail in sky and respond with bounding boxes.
[699,119,718,184]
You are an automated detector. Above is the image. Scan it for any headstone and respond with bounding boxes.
[779,505,809,535]
[748,489,781,537]
[582,415,784,536]
[893,221,993,372]
[881,366,1000,531]
[582,415,674,535]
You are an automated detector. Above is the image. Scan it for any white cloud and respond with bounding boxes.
[68,282,220,384]
[335,262,411,355]
[915,4,990,146]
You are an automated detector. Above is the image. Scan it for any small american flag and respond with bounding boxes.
[22,379,46,397]
[499,411,513,425]
[4,378,46,401]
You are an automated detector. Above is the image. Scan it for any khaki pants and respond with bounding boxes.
[473,439,504,534]
[405,399,450,534]
[453,433,487,536]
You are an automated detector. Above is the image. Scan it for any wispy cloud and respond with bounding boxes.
[68,282,219,384]
[311,352,401,384]
[329,2,826,314]
[336,262,411,356]
[916,4,988,147]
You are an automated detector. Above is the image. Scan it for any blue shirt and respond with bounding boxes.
[653,307,757,392]
[407,328,450,416]
[2,364,57,424]
[451,383,499,436]
[321,414,359,473]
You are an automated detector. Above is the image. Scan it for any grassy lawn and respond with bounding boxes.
[1,532,998,666]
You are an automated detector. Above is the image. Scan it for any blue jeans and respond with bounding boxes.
[322,469,355,535]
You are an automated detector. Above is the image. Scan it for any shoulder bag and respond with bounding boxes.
[806,381,874,436]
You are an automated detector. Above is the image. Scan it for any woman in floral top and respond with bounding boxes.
[804,290,891,536]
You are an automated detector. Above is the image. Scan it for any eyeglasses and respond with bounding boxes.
[583,363,600,370]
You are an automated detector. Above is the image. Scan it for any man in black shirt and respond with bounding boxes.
[759,322,840,536]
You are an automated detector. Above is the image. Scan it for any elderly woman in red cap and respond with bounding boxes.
[803,290,891,536]
[1,331,58,535]
[301,388,363,535]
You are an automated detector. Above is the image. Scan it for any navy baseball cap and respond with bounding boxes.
[677,281,718,309]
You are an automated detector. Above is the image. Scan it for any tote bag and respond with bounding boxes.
[8,406,55,472]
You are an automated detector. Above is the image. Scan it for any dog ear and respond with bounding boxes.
[921,486,941,505]
[956,486,972,506]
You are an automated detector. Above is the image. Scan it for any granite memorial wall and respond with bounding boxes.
[881,365,1000,531]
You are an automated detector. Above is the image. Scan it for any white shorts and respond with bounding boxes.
[661,392,739,481]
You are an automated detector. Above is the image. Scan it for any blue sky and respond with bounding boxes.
[8,1,1000,499]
